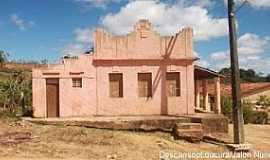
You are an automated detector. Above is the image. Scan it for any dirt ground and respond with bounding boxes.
[0,119,269,160]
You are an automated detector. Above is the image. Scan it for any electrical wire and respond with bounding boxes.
[235,0,249,13]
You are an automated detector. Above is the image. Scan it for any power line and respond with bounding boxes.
[235,0,249,13]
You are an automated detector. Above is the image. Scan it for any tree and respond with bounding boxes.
[219,67,269,82]
[219,67,231,75]
[0,50,8,68]
[266,74,270,82]
[0,70,31,114]
[0,77,20,113]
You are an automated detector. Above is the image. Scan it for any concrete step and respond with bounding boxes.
[172,123,203,143]
[174,123,203,130]
[176,129,203,133]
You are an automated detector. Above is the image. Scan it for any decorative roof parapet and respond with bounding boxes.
[94,19,195,60]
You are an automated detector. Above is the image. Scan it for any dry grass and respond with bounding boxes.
[0,119,269,160]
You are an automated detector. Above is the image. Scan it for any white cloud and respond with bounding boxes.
[66,0,227,54]
[194,50,210,68]
[10,14,35,31]
[245,55,260,60]
[75,0,122,8]
[193,0,213,7]
[61,43,86,55]
[196,59,210,68]
[101,0,228,41]
[61,27,94,55]
[210,51,228,60]
[238,33,269,55]
[74,27,94,43]
[193,51,199,57]
[209,33,270,73]
[177,0,213,7]
[239,57,270,74]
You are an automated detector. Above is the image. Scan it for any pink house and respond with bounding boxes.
[32,20,221,118]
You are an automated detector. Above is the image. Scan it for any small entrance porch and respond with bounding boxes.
[194,66,223,114]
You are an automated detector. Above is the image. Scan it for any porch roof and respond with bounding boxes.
[194,65,224,80]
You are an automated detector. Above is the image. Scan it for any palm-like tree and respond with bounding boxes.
[0,78,19,112]
[0,70,31,113]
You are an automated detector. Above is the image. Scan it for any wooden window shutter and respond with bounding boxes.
[138,73,152,97]
[166,72,180,97]
[109,73,123,97]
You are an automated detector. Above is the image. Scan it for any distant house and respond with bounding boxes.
[221,82,270,99]
[220,82,270,109]
[32,20,222,118]
[239,83,270,104]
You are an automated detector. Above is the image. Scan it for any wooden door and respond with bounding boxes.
[46,78,59,117]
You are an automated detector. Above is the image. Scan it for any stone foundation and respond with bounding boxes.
[24,114,229,136]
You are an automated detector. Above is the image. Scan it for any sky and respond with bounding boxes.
[0,0,270,74]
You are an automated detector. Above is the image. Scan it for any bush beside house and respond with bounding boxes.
[0,69,32,119]
[221,96,268,124]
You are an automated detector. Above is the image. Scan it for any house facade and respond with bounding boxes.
[32,20,221,118]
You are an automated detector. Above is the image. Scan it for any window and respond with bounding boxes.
[109,73,123,97]
[72,78,82,88]
[138,73,152,97]
[166,72,180,97]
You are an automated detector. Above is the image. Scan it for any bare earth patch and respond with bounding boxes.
[0,119,269,160]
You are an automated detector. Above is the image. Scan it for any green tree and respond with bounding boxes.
[0,76,20,113]
[266,74,270,82]
[0,70,31,114]
[219,67,269,82]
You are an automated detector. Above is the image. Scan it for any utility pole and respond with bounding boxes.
[227,0,245,144]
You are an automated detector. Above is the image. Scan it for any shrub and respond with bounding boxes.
[250,111,268,124]
[221,97,257,124]
[0,107,22,121]
[221,96,232,119]
[242,101,254,124]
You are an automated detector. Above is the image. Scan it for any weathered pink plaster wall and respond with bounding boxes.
[32,78,46,117]
[95,60,194,116]
[32,54,97,117]
[32,19,196,117]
